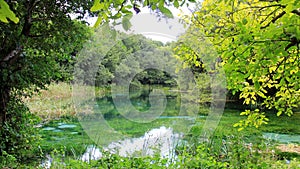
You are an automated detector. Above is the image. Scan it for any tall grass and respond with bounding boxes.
[25,82,75,120]
[24,82,107,120]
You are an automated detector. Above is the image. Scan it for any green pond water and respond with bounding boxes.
[40,87,300,154]
[40,87,197,152]
[263,132,300,144]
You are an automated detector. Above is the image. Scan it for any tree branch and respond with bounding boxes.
[21,0,41,37]
[292,9,300,16]
[259,7,280,24]
[1,45,23,63]
[116,0,127,15]
[260,11,286,29]
[259,0,280,2]
[285,37,299,51]
[227,4,285,15]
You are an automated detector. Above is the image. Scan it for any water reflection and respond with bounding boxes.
[263,132,300,144]
[81,126,181,162]
[77,87,201,148]
[97,86,184,119]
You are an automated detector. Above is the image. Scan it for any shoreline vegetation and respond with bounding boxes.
[21,82,300,168]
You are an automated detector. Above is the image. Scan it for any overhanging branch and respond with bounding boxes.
[260,11,286,29]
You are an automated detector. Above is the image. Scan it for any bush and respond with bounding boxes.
[0,97,42,167]
[178,144,228,168]
[0,151,17,168]
[176,134,292,169]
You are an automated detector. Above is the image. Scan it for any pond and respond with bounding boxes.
[39,86,300,168]
[40,86,204,167]
[41,125,183,168]
[76,86,205,147]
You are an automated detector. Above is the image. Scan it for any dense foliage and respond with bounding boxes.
[175,0,300,129]
[75,29,177,87]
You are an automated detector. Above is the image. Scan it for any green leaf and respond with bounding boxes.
[242,18,248,25]
[151,5,156,10]
[233,123,239,127]
[122,6,133,14]
[122,14,132,31]
[111,29,117,39]
[174,0,300,129]
[257,91,266,98]
[111,13,122,19]
[91,1,104,12]
[158,6,174,18]
[279,78,286,86]
[174,0,180,8]
[143,0,149,6]
[93,14,103,28]
[159,0,164,7]
[254,81,260,90]
[0,0,19,23]
[277,111,282,116]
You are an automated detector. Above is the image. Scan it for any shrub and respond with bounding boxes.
[0,96,42,167]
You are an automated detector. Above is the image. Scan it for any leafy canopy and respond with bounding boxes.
[175,0,300,129]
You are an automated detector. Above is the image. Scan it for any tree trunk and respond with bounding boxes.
[0,47,21,127]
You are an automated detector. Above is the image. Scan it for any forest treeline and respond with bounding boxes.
[74,31,178,87]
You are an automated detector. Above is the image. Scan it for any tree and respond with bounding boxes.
[0,0,93,124]
[75,30,176,87]
[176,0,300,129]
[0,0,93,162]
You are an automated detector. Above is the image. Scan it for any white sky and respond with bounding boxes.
[85,2,198,43]
[137,4,196,43]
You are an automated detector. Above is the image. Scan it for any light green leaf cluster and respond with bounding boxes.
[233,109,269,131]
